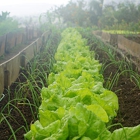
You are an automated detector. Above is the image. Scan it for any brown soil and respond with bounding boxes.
[0,69,39,140]
[125,35,140,44]
[0,39,140,139]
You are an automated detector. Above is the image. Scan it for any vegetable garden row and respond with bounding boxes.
[24,28,140,140]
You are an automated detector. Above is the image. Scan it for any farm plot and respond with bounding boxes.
[24,28,140,139]
[0,27,140,140]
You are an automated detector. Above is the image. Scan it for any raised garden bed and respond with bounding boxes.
[0,28,61,140]
[93,45,140,128]
[125,35,140,44]
[81,28,140,129]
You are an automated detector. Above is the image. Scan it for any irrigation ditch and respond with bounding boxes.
[0,28,140,139]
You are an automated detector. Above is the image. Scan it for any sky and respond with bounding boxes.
[0,0,69,5]
[1,0,139,17]
[0,0,70,16]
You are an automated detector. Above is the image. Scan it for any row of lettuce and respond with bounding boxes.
[24,28,140,140]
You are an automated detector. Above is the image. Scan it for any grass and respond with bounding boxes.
[0,94,5,101]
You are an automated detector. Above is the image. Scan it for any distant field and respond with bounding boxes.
[103,30,140,35]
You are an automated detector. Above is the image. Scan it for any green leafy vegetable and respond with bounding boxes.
[24,27,140,140]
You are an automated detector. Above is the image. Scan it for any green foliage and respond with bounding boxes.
[88,0,104,26]
[52,0,104,27]
[39,10,66,34]
[0,11,10,22]
[0,19,19,36]
[46,0,140,31]
[0,11,19,36]
[54,0,89,27]
[103,30,140,35]
[100,1,140,31]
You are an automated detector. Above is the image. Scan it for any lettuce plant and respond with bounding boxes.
[24,28,140,140]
